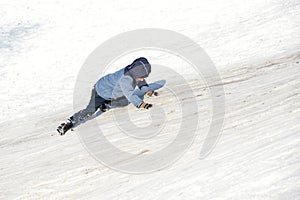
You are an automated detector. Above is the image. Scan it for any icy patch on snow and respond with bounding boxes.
[0,23,40,49]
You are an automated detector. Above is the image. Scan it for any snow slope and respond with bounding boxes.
[1,0,300,199]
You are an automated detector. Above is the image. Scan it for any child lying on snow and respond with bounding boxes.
[57,57,158,135]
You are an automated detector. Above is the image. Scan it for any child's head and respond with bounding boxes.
[127,57,151,81]
[135,77,145,82]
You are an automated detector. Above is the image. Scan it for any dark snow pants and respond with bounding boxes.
[70,86,109,126]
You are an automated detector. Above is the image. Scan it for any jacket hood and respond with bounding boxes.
[124,57,151,79]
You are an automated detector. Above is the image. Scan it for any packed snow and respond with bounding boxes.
[1,0,300,199]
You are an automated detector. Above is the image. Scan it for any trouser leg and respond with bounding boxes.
[111,96,130,108]
[70,87,107,126]
[110,89,144,108]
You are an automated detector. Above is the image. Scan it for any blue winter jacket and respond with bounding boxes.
[95,57,151,108]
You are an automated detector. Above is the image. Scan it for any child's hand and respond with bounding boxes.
[139,102,153,109]
[145,90,159,97]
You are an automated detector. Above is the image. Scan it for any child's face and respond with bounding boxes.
[135,77,145,82]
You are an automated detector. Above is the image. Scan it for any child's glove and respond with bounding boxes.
[145,90,158,97]
[139,102,153,109]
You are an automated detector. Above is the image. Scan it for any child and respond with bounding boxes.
[57,57,158,135]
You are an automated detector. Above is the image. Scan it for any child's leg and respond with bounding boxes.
[70,87,106,126]
[111,96,130,108]
[110,89,144,108]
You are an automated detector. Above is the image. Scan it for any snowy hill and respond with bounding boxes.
[1,0,300,199]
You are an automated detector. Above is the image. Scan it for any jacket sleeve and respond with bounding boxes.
[137,79,151,94]
[119,76,143,108]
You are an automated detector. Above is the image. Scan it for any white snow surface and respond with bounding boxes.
[1,0,300,199]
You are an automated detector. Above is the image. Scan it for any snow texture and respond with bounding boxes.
[1,0,300,199]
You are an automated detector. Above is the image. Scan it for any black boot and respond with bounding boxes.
[99,100,112,112]
[57,119,73,135]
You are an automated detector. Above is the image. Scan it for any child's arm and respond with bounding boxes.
[137,80,158,97]
[137,79,150,94]
[119,76,144,108]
